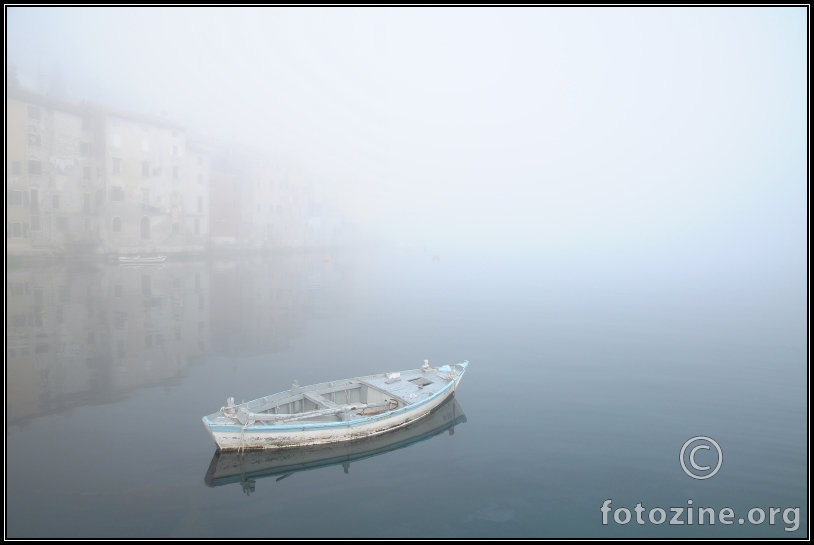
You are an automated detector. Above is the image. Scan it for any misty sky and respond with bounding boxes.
[5,7,807,265]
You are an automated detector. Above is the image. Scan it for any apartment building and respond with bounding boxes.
[7,88,104,258]
[96,105,210,256]
[6,87,340,261]
[6,89,211,260]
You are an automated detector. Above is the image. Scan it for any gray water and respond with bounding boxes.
[5,247,807,538]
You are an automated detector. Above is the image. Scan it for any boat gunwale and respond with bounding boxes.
[203,380,456,432]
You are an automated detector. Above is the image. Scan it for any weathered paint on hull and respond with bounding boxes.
[204,373,464,451]
[204,397,467,489]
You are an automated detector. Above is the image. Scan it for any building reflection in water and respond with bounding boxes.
[6,254,339,428]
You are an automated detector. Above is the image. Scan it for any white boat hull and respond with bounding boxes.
[203,361,468,451]
[118,255,167,264]
[204,397,467,492]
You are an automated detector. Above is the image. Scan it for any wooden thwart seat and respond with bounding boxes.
[304,391,340,409]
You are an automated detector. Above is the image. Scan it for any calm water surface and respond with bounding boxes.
[5,247,807,538]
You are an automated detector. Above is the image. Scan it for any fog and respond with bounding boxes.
[6,7,807,267]
[4,9,808,537]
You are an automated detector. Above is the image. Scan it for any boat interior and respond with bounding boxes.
[222,379,402,425]
[212,365,461,426]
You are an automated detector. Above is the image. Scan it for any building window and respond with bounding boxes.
[194,218,200,235]
[30,215,41,231]
[142,161,150,177]
[8,219,25,236]
[112,217,122,232]
[110,186,125,201]
[83,166,92,181]
[142,189,150,204]
[140,216,151,240]
[80,142,92,156]
[198,196,203,213]
[172,145,178,156]
[83,194,91,214]
[30,188,39,209]
[12,161,22,175]
[52,195,60,209]
[28,160,42,176]
[172,222,180,234]
[112,157,122,174]
[197,173,202,184]
[173,166,179,180]
[198,156,203,166]
[112,133,121,148]
[114,312,127,330]
[27,105,40,120]
[28,134,41,147]
[56,217,67,231]
[142,138,150,152]
[10,191,23,206]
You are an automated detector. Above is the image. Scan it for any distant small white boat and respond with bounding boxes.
[118,255,167,265]
[202,360,468,451]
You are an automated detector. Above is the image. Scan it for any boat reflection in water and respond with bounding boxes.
[204,396,467,495]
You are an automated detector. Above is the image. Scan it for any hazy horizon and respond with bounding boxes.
[6,7,807,266]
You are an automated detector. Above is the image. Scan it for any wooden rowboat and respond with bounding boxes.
[202,360,468,451]
[204,396,467,494]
